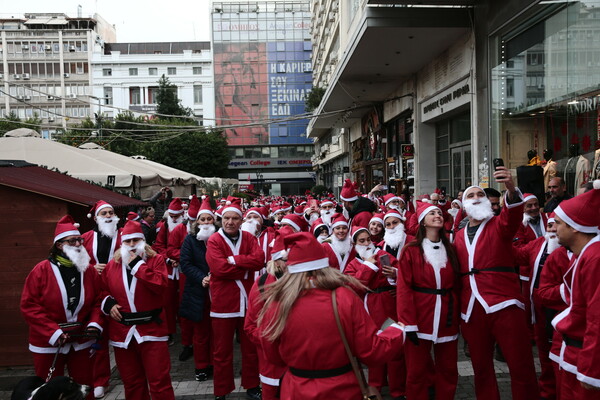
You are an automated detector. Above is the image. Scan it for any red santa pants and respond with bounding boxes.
[212,317,260,396]
[164,278,179,335]
[92,332,111,388]
[404,339,458,400]
[113,340,175,400]
[368,357,406,397]
[559,368,600,400]
[33,348,93,391]
[461,303,539,400]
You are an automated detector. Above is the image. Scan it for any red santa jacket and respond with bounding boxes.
[552,237,600,385]
[454,193,525,322]
[397,244,459,342]
[166,223,188,263]
[513,213,548,281]
[82,229,121,265]
[100,252,169,348]
[21,260,103,353]
[260,287,404,400]
[206,229,265,318]
[344,249,397,326]
[258,227,275,264]
[322,241,356,273]
[244,273,285,387]
[152,220,168,255]
[537,246,572,311]
[349,210,372,230]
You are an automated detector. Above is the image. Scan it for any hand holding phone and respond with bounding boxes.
[493,158,504,171]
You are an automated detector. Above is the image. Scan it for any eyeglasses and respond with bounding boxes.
[61,237,85,245]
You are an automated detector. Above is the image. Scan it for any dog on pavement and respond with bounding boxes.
[11,376,90,400]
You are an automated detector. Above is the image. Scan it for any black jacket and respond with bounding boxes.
[179,234,210,322]
[349,196,377,219]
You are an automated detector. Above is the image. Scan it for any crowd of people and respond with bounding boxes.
[20,168,600,400]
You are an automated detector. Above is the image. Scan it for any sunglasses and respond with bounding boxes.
[61,237,85,245]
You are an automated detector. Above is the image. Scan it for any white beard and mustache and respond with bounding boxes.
[62,245,91,272]
[307,213,319,225]
[383,225,407,250]
[167,215,183,232]
[331,235,352,257]
[196,224,216,242]
[355,244,376,260]
[464,197,494,221]
[388,204,400,211]
[545,232,560,254]
[320,209,333,226]
[522,213,534,227]
[342,207,350,220]
[120,240,147,266]
[316,233,329,244]
[241,219,260,236]
[97,216,119,238]
[448,208,460,218]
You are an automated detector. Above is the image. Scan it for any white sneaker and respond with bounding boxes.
[94,387,105,399]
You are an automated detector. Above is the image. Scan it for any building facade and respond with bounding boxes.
[91,42,215,124]
[211,0,314,196]
[0,13,116,137]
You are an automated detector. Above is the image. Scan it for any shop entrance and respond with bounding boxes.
[450,145,472,195]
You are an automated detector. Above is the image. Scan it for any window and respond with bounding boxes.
[194,85,203,104]
[167,67,177,75]
[148,86,159,104]
[193,67,202,75]
[129,68,138,76]
[149,67,158,76]
[102,68,112,76]
[103,87,113,105]
[129,87,141,105]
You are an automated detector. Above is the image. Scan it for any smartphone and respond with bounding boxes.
[380,317,396,331]
[379,254,391,268]
[493,158,504,170]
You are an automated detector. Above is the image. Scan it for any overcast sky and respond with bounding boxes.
[2,0,212,42]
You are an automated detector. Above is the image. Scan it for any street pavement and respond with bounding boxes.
[0,335,540,399]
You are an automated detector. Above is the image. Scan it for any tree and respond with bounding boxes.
[0,112,42,136]
[305,87,326,112]
[156,75,194,121]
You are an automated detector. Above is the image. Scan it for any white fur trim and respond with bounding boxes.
[418,205,440,223]
[130,259,145,276]
[363,261,379,272]
[593,179,600,190]
[352,227,369,242]
[320,200,334,206]
[49,329,63,346]
[331,220,348,229]
[54,229,81,243]
[95,203,112,216]
[167,208,184,214]
[221,206,243,217]
[385,196,400,206]
[384,211,404,222]
[523,194,537,203]
[121,232,145,241]
[73,222,80,228]
[246,210,263,220]
[287,257,329,273]
[87,213,92,218]
[369,216,384,226]
[340,194,358,202]
[227,256,236,264]
[462,185,485,204]
[555,205,600,234]
[577,372,600,388]
[281,218,300,232]
[259,374,280,387]
[198,209,215,218]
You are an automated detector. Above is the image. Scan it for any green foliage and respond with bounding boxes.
[305,87,326,113]
[156,75,194,121]
[311,184,328,196]
[0,112,43,136]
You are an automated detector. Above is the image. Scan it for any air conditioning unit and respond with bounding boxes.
[23,73,30,80]
[48,116,55,122]
[47,95,55,100]
[45,45,52,51]
[63,73,70,78]
[22,45,29,51]
[17,95,25,100]
[69,93,77,98]
[13,74,21,80]
[69,45,76,52]
[24,95,31,100]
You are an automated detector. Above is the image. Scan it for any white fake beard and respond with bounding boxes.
[62,244,91,273]
[422,238,448,270]
[355,244,376,260]
[320,209,333,226]
[120,240,146,266]
[196,224,216,242]
[383,225,406,250]
[187,220,195,234]
[388,204,400,211]
[522,213,533,227]
[307,213,319,225]
[342,207,350,220]
[448,208,459,218]
[545,233,560,254]
[167,215,183,232]
[464,197,494,221]
[97,216,119,238]
[331,235,352,257]
[316,233,329,244]
[241,219,259,236]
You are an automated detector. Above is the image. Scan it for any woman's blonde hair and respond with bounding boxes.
[257,267,365,341]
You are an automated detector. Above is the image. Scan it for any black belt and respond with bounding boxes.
[373,285,395,294]
[120,308,163,326]
[289,363,352,379]
[563,335,583,349]
[461,266,518,277]
[411,286,454,328]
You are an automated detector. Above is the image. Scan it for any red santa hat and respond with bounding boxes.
[121,220,145,241]
[310,217,329,236]
[383,193,401,206]
[417,202,441,224]
[554,181,600,234]
[284,232,329,274]
[281,214,308,232]
[221,197,243,217]
[320,199,334,207]
[187,195,201,220]
[293,205,304,216]
[547,212,556,224]
[340,179,358,202]
[198,196,215,218]
[383,209,404,223]
[351,226,369,242]
[87,200,113,218]
[245,207,264,221]
[451,199,463,209]
[126,211,140,221]
[331,214,349,229]
[462,185,485,204]
[369,213,385,226]
[523,193,538,203]
[54,215,81,243]
[168,198,184,215]
[281,202,292,212]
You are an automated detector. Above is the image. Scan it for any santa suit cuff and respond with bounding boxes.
[403,324,419,332]
[50,329,64,346]
[363,261,378,272]
[87,322,103,334]
[577,372,600,389]
[129,257,144,275]
[101,296,117,315]
[504,188,524,208]
[227,256,236,265]
[559,283,567,304]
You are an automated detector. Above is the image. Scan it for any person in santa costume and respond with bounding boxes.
[179,196,217,382]
[344,226,406,399]
[368,213,385,244]
[340,179,376,229]
[513,213,563,400]
[21,215,103,391]
[378,209,414,259]
[445,199,465,242]
[205,198,264,400]
[319,199,336,229]
[258,232,404,400]
[280,213,308,233]
[321,214,356,272]
[152,197,185,343]
[551,180,600,399]
[81,201,120,399]
[100,219,174,400]
[397,202,460,400]
[455,166,539,400]
[311,217,330,243]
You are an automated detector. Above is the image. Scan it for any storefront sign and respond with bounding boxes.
[229,158,312,169]
[401,144,414,158]
[421,77,471,122]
